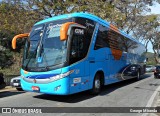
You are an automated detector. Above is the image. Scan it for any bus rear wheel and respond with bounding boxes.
[136,69,141,80]
[90,74,102,95]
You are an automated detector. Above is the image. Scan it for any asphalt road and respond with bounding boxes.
[0,73,160,116]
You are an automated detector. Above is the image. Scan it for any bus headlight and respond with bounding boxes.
[21,75,25,79]
[50,70,74,81]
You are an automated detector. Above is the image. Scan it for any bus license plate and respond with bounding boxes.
[32,86,40,91]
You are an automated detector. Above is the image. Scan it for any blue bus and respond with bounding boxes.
[12,12,146,95]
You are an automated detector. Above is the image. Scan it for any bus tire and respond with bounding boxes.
[136,69,141,80]
[16,88,23,91]
[90,74,102,95]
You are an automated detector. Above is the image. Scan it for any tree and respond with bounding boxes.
[25,0,74,17]
[0,0,41,70]
[0,0,160,70]
[135,14,160,63]
[24,0,159,32]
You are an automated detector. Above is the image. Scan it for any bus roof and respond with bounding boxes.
[35,12,141,45]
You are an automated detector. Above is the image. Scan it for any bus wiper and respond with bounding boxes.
[24,30,44,70]
[34,28,49,71]
[39,44,50,71]
[25,44,39,70]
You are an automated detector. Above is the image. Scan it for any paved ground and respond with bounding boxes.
[0,73,160,116]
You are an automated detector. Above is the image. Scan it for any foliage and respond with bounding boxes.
[135,14,160,63]
[145,52,156,65]
[0,0,41,70]
[24,0,160,63]
[0,0,160,74]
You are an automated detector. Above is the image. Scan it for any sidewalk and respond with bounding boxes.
[0,86,16,92]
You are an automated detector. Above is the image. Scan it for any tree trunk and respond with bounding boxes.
[154,55,160,64]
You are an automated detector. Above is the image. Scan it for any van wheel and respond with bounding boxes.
[90,74,101,94]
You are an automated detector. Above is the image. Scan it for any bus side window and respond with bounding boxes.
[94,25,109,50]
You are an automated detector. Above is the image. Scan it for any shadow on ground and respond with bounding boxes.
[134,73,160,92]
[33,73,153,103]
[0,90,25,98]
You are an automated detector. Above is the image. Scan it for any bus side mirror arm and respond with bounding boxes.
[12,33,29,49]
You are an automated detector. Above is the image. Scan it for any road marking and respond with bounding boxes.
[142,83,160,116]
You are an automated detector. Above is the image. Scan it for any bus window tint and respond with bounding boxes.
[94,25,109,50]
[117,36,138,53]
[69,28,91,64]
[108,30,122,50]
[108,29,138,53]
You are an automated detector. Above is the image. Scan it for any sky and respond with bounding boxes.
[149,2,160,15]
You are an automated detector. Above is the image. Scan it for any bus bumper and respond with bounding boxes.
[21,77,70,95]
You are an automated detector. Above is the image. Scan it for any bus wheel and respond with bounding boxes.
[16,88,23,91]
[136,69,141,80]
[90,74,101,95]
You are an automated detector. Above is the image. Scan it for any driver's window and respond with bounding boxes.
[70,28,90,64]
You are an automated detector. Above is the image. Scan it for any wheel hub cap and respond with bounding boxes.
[95,79,100,89]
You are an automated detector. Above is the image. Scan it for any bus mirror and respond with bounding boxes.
[60,22,85,41]
[12,33,29,49]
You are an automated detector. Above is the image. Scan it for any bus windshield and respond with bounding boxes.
[22,23,67,71]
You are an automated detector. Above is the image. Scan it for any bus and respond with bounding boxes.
[12,12,146,95]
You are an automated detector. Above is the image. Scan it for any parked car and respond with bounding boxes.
[10,76,23,91]
[0,73,6,89]
[154,66,160,78]
[146,65,156,72]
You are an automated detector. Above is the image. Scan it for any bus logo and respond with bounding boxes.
[75,29,84,35]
